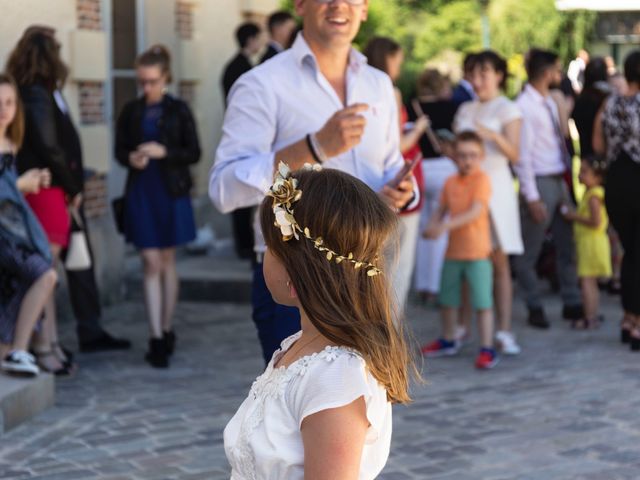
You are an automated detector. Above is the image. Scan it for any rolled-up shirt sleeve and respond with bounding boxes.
[209,73,278,214]
[514,106,540,203]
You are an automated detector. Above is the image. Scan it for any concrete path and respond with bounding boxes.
[0,292,638,479]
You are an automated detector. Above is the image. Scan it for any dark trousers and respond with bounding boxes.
[251,263,300,364]
[232,207,255,260]
[605,154,640,315]
[63,207,104,343]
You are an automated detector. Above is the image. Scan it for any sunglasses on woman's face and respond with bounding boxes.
[314,0,366,5]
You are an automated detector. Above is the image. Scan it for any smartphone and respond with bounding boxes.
[389,152,421,189]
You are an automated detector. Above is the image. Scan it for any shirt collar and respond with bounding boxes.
[524,83,548,103]
[291,32,367,74]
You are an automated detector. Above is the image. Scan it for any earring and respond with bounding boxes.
[286,280,291,288]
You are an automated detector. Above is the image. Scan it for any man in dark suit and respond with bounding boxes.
[452,52,479,106]
[260,11,297,64]
[221,22,264,259]
[222,23,263,104]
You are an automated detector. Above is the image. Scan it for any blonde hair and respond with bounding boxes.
[260,168,419,404]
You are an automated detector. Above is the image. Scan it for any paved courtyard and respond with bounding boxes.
[1,291,639,479]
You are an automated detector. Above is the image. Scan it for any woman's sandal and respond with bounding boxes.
[629,324,640,352]
[51,342,74,369]
[572,317,600,330]
[32,350,74,376]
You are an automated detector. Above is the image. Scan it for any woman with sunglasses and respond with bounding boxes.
[115,45,201,368]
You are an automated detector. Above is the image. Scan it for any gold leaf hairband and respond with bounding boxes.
[268,162,382,277]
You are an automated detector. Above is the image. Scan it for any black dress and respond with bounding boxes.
[571,83,610,158]
[407,99,458,159]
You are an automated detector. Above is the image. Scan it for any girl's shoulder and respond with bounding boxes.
[586,186,605,200]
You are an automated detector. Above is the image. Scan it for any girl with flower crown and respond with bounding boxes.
[224,163,418,479]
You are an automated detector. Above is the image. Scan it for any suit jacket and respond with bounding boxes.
[260,43,280,64]
[222,53,253,104]
[451,81,474,106]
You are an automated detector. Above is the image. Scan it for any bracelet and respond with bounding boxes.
[308,133,329,164]
[305,134,322,164]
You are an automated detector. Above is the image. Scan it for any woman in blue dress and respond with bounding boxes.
[115,45,201,368]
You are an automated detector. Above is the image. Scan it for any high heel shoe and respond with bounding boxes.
[621,317,635,344]
[51,342,74,369]
[145,338,169,368]
[32,350,74,376]
[163,330,176,356]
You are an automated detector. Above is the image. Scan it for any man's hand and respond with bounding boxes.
[129,151,149,170]
[381,177,414,211]
[423,222,445,239]
[137,142,167,159]
[315,104,368,158]
[16,169,44,194]
[528,200,548,224]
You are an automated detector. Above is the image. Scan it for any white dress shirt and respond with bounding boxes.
[210,34,407,253]
[515,84,567,202]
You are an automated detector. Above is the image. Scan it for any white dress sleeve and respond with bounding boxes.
[497,97,523,125]
[286,349,389,444]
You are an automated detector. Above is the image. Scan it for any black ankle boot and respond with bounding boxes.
[163,330,176,356]
[630,336,640,352]
[145,338,169,368]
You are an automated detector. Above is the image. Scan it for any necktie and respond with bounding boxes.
[544,100,571,171]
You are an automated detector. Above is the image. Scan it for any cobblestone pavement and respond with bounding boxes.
[1,292,639,480]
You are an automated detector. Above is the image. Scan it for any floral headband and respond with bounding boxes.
[268,162,382,277]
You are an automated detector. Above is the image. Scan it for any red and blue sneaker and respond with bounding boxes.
[475,348,499,370]
[421,338,460,358]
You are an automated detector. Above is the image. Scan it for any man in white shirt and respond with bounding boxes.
[514,49,583,330]
[210,0,415,362]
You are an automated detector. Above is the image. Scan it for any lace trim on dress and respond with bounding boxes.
[230,333,362,480]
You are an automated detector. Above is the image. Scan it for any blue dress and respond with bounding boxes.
[123,103,196,249]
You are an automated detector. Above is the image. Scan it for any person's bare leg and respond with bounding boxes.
[142,249,163,339]
[33,244,64,371]
[477,309,495,349]
[12,269,57,352]
[457,281,472,334]
[581,277,599,324]
[492,249,513,332]
[160,248,178,332]
[441,307,457,342]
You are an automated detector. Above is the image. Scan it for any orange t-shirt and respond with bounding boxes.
[440,169,492,261]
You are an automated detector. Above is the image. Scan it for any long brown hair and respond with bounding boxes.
[363,36,402,76]
[260,168,419,404]
[0,74,25,150]
[5,29,68,92]
[135,44,173,83]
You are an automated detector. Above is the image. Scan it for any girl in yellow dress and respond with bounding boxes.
[562,156,612,329]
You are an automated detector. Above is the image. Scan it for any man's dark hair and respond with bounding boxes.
[267,11,294,34]
[236,22,261,49]
[463,52,479,74]
[526,48,559,81]
[623,49,640,85]
[583,57,608,91]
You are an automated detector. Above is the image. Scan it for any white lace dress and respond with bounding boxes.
[224,332,392,480]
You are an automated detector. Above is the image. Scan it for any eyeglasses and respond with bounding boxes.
[137,78,162,87]
[315,0,366,5]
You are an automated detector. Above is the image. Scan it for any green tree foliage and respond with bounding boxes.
[279,0,596,96]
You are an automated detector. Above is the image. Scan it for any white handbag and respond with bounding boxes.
[65,208,92,271]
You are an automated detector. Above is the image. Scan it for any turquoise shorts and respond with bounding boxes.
[438,259,493,310]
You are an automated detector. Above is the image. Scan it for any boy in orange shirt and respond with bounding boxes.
[421,131,498,369]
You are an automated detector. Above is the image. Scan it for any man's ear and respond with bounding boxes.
[294,0,305,17]
[361,0,369,21]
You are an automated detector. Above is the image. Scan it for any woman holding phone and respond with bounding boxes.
[115,45,201,368]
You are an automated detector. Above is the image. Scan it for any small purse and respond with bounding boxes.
[65,208,92,271]
[111,196,125,234]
